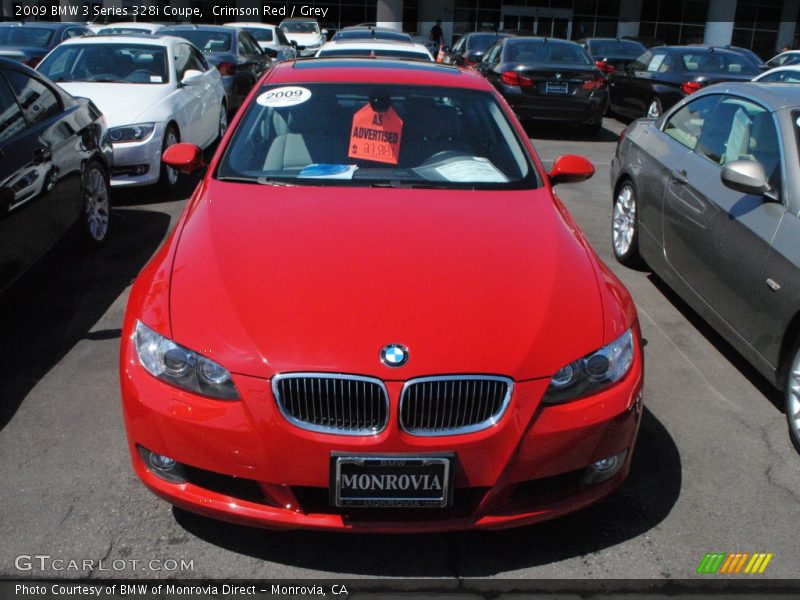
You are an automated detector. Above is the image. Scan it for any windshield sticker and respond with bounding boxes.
[256,86,312,108]
[298,164,358,179]
[413,156,508,183]
[150,75,163,83]
[348,104,403,165]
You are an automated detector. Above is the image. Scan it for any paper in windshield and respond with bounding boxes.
[414,156,508,183]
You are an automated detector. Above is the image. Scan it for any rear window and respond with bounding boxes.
[505,41,591,65]
[588,40,645,58]
[244,27,273,42]
[680,51,759,75]
[467,34,505,52]
[98,27,150,35]
[217,83,536,190]
[281,21,320,34]
[163,30,232,53]
[0,27,54,47]
[319,48,430,61]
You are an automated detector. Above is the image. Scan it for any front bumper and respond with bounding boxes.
[108,123,166,188]
[120,334,643,532]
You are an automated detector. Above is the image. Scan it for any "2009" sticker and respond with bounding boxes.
[256,86,312,108]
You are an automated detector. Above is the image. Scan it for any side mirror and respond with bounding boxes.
[321,29,328,36]
[162,143,205,174]
[180,69,204,86]
[290,40,297,48]
[721,160,770,195]
[262,47,278,58]
[548,154,595,186]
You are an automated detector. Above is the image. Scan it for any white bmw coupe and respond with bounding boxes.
[38,34,227,189]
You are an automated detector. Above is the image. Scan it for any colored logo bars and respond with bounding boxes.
[696,553,773,574]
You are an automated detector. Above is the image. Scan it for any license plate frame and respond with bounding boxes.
[545,81,569,94]
[331,454,452,508]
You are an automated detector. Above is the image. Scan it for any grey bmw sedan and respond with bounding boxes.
[610,82,800,452]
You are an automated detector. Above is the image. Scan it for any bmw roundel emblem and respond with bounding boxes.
[380,344,408,368]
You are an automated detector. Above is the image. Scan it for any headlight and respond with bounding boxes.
[108,123,155,143]
[543,328,635,404]
[133,321,239,400]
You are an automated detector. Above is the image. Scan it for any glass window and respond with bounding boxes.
[0,71,26,143]
[4,70,60,128]
[587,39,645,58]
[244,27,273,43]
[664,94,720,150]
[630,51,652,71]
[38,43,170,85]
[280,21,320,35]
[696,97,781,191]
[0,27,54,48]
[504,40,591,64]
[318,48,431,61]
[647,52,672,72]
[163,30,233,53]
[188,45,209,71]
[680,51,760,75]
[238,32,261,56]
[216,83,536,190]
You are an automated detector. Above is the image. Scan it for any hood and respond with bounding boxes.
[168,183,606,381]
[55,82,170,126]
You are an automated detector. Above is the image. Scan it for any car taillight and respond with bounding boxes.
[216,62,236,76]
[581,75,605,90]
[681,81,702,95]
[595,60,615,74]
[501,71,533,87]
[24,57,40,68]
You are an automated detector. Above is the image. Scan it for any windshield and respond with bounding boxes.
[467,34,505,52]
[281,21,320,34]
[680,51,760,75]
[588,40,645,58]
[162,30,232,52]
[38,44,169,84]
[505,41,592,65]
[217,83,536,189]
[319,48,430,61]
[0,27,54,47]
[244,27,273,42]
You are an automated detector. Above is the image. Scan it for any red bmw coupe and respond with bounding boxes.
[120,58,644,532]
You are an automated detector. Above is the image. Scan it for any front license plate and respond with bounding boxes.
[332,456,451,508]
[545,81,569,94]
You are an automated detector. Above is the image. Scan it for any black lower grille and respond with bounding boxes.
[400,376,513,435]
[273,373,389,435]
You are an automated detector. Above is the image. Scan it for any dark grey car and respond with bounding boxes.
[610,82,800,451]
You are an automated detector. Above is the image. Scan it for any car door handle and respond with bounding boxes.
[32,147,51,165]
[670,169,688,184]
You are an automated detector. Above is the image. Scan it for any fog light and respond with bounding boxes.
[582,449,628,484]
[133,165,147,175]
[137,446,186,484]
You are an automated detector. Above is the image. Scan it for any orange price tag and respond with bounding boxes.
[348,104,403,165]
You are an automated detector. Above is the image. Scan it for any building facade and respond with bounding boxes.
[5,0,799,57]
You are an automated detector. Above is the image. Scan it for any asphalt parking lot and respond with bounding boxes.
[1,117,798,581]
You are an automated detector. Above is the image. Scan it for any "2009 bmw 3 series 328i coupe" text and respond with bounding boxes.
[119,58,644,532]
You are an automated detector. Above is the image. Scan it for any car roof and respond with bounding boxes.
[504,36,582,46]
[0,22,74,30]
[707,81,800,110]
[279,18,318,23]
[161,24,232,33]
[267,58,487,90]
[224,22,277,29]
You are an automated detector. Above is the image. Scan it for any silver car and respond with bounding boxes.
[610,82,800,452]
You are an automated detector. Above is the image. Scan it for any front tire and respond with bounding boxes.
[785,346,800,453]
[612,180,643,267]
[646,97,662,119]
[80,160,110,248]
[217,102,228,143]
[158,124,180,191]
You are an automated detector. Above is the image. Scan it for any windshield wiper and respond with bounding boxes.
[368,180,461,189]
[215,175,296,186]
